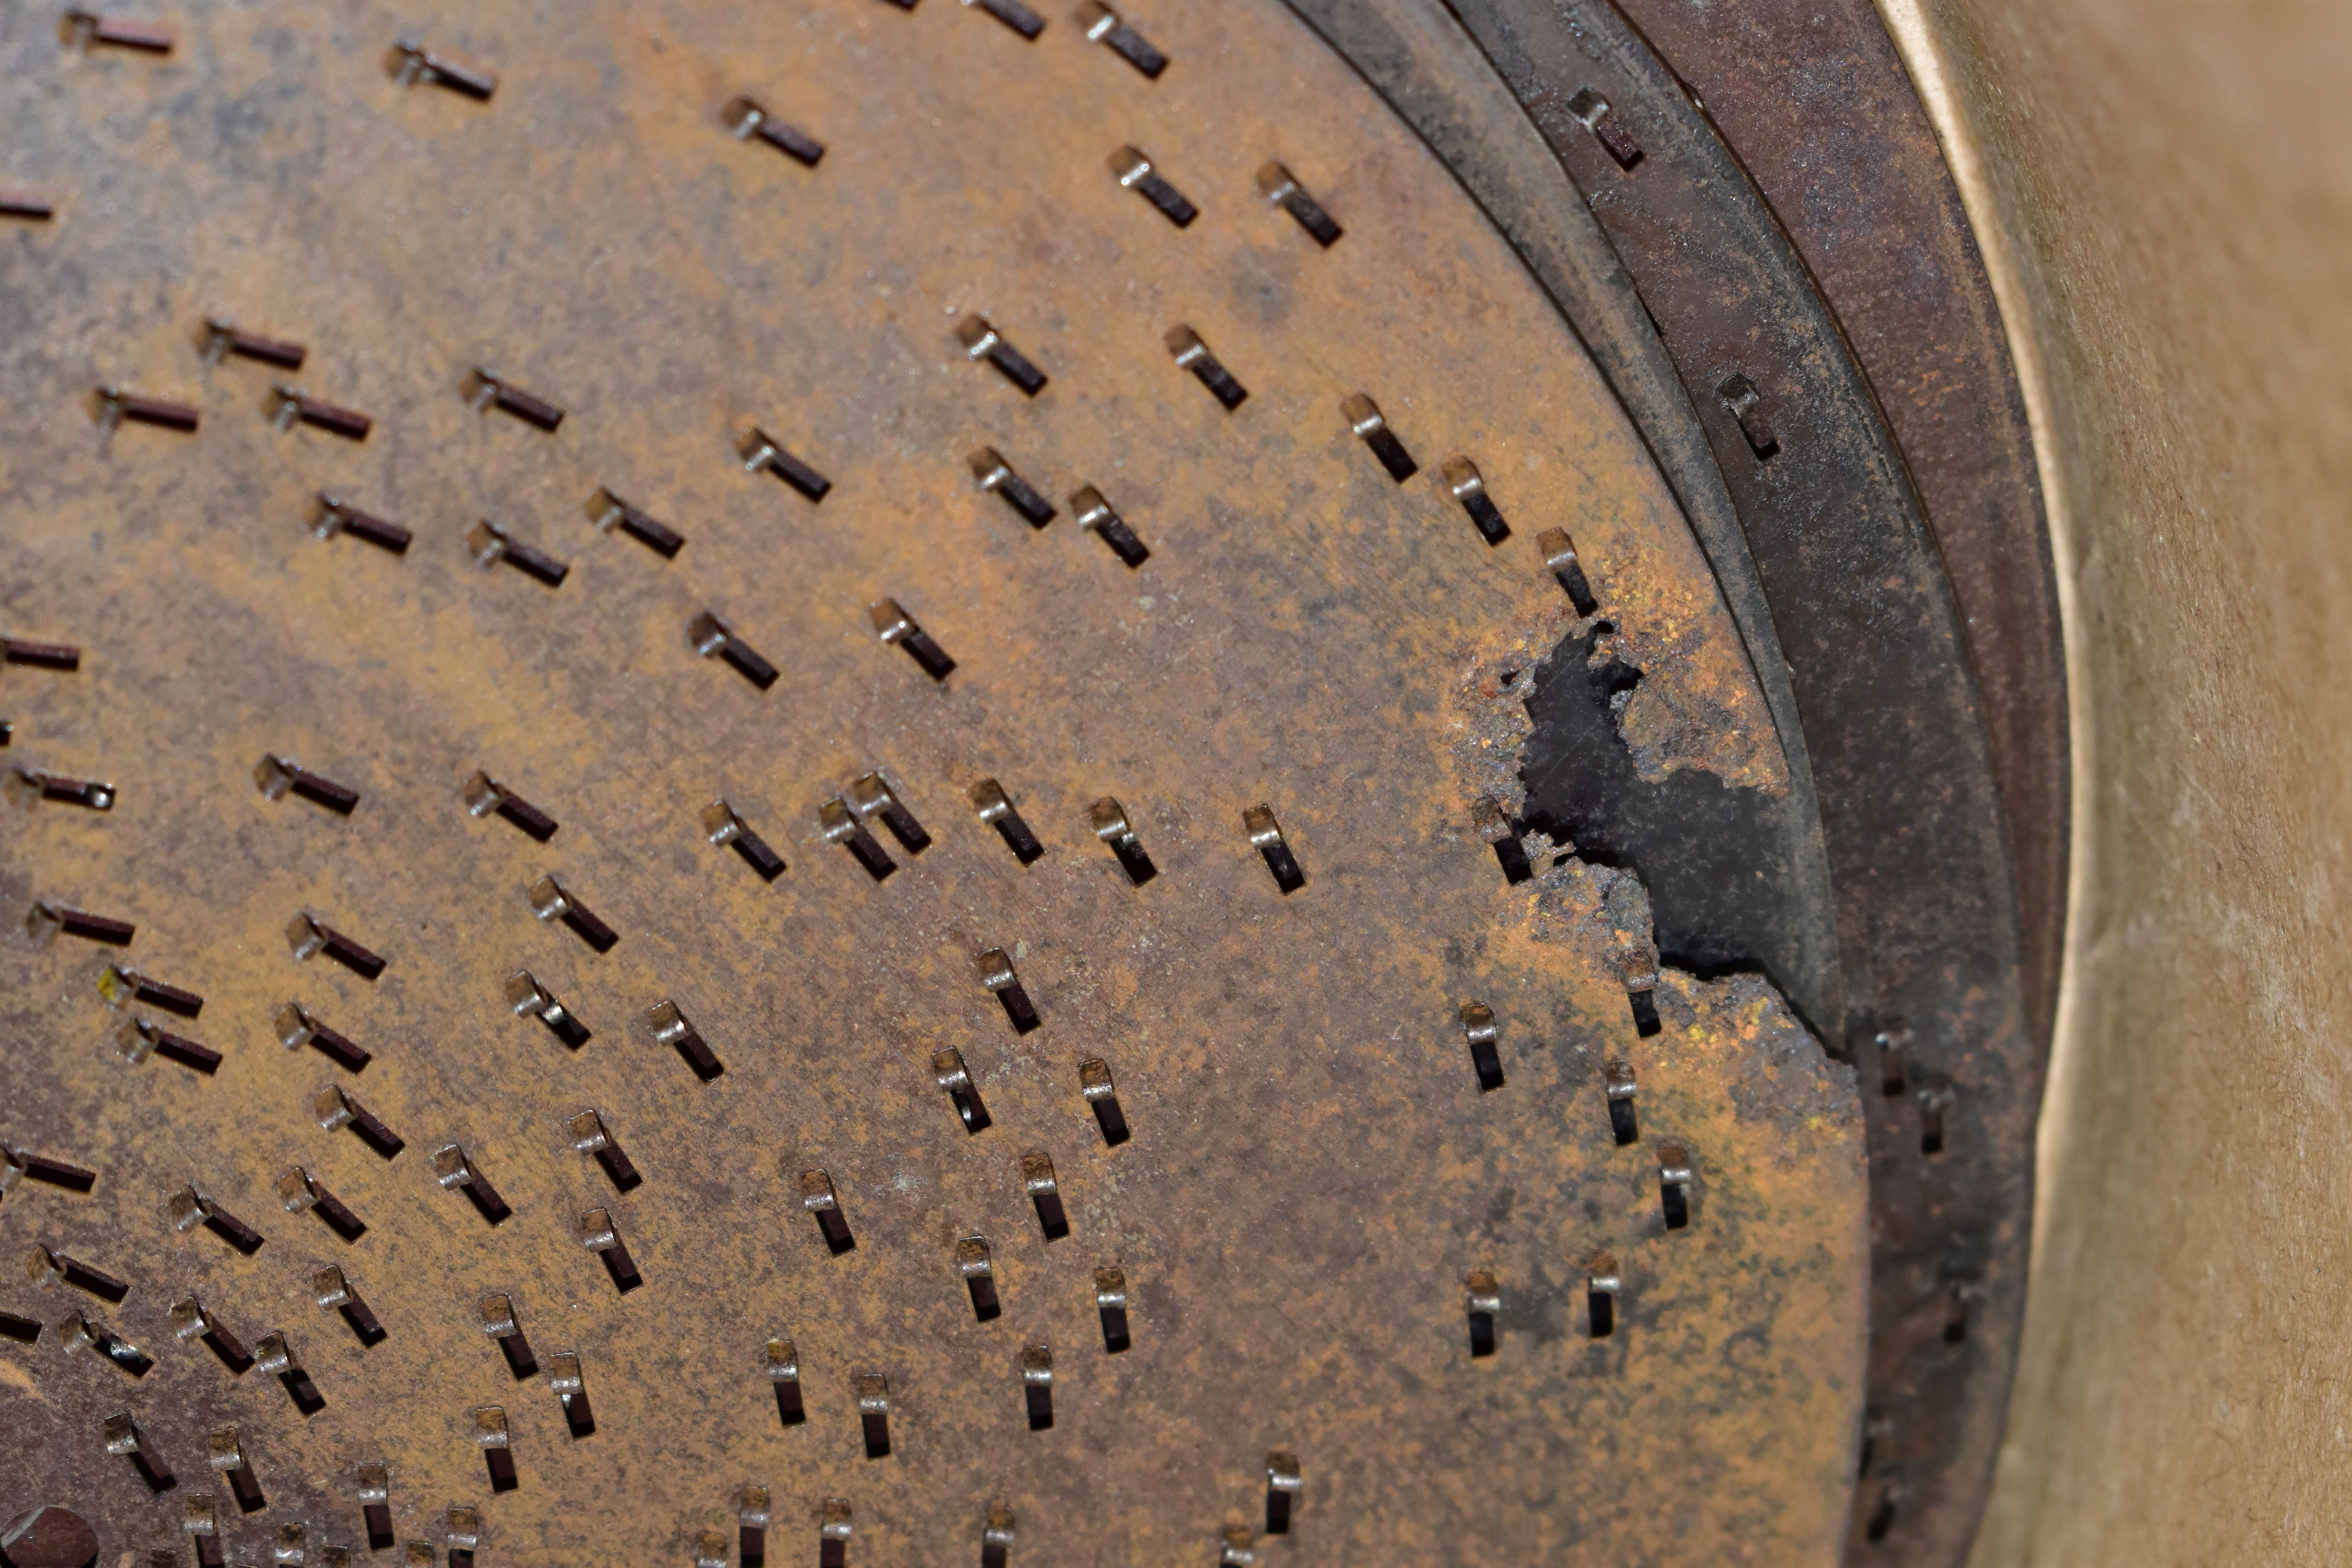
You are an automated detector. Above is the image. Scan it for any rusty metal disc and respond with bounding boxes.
[0,0,2056,1563]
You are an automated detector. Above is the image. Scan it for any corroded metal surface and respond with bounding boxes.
[1279,0,1846,1044]
[0,2,1864,1565]
[1419,4,2040,1563]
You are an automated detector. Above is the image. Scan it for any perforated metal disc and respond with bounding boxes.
[0,3,1874,1564]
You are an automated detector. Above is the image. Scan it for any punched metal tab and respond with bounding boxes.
[460,366,561,429]
[1021,1343,1055,1429]
[62,12,175,53]
[201,319,305,370]
[1877,1022,1913,1098]
[168,1184,265,1255]
[286,911,387,979]
[819,1499,853,1568]
[507,969,592,1048]
[466,519,570,586]
[266,385,372,441]
[967,446,1056,527]
[2,635,80,670]
[94,388,198,433]
[1094,1265,1130,1352]
[1069,485,1150,568]
[311,494,412,554]
[982,1504,1017,1568]
[1256,160,1343,246]
[25,901,133,946]
[62,1310,152,1376]
[736,425,831,500]
[1717,373,1782,460]
[800,1168,855,1255]
[472,1406,516,1493]
[463,769,559,841]
[1658,1141,1695,1229]
[1089,795,1156,884]
[277,1001,371,1073]
[868,597,956,679]
[739,1485,772,1567]
[848,770,929,853]
[1440,456,1510,544]
[528,873,619,954]
[255,1332,323,1412]
[183,1494,220,1560]
[1566,87,1644,169]
[0,1146,97,1196]
[956,314,1049,396]
[580,1206,643,1292]
[446,1505,482,1567]
[255,754,360,814]
[356,1464,393,1550]
[586,486,684,557]
[548,1349,594,1437]
[105,1410,176,1493]
[98,964,204,1017]
[120,1016,222,1075]
[1606,1058,1640,1145]
[1918,1076,1957,1155]
[1165,324,1248,409]
[971,777,1045,863]
[432,1144,512,1227]
[964,0,1045,38]
[1075,1,1165,77]
[1243,804,1305,892]
[1585,1250,1621,1339]
[956,1234,1001,1320]
[389,40,496,99]
[478,1293,537,1380]
[820,795,896,881]
[1341,392,1417,481]
[1020,1151,1069,1240]
[933,1048,992,1135]
[1459,1001,1504,1092]
[855,1371,893,1458]
[975,946,1041,1034]
[276,1165,367,1243]
[1465,1269,1502,1358]
[28,1245,130,1303]
[764,1338,805,1427]
[1535,525,1601,615]
[1107,144,1195,226]
[181,1312,253,1393]
[1265,1450,1303,1534]
[568,1108,642,1192]
[647,998,725,1080]
[208,1428,265,1514]
[8,765,114,809]
[702,799,786,881]
[315,1085,405,1158]
[1079,1057,1130,1145]
[721,95,825,166]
